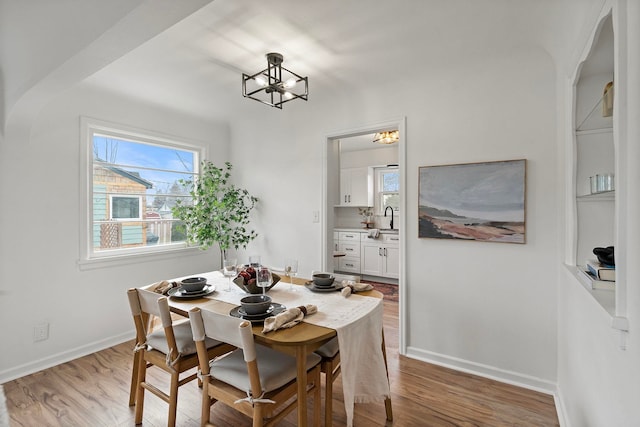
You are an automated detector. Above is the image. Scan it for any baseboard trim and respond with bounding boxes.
[405,346,557,395]
[554,386,570,427]
[0,332,133,384]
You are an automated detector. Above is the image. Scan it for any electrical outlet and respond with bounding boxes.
[312,210,320,223]
[33,323,49,342]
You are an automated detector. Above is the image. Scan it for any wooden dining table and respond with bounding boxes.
[160,273,390,427]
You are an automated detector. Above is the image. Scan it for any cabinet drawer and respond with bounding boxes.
[339,242,360,256]
[339,231,362,242]
[339,258,360,273]
[382,234,400,244]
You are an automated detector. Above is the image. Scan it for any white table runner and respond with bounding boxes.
[192,271,391,426]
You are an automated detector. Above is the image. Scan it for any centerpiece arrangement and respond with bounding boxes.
[233,265,281,294]
[172,160,258,266]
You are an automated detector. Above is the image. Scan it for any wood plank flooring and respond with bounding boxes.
[4,300,559,426]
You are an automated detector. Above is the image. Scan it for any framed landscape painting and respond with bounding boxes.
[418,159,526,243]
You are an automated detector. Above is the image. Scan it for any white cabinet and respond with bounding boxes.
[361,234,399,279]
[339,167,372,206]
[334,231,362,274]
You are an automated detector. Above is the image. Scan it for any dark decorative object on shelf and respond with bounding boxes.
[593,246,615,266]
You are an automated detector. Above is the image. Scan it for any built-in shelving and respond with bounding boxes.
[567,264,615,316]
[570,12,620,322]
[576,190,615,201]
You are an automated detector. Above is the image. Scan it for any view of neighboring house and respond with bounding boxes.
[92,164,153,250]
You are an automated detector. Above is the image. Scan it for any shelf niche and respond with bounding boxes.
[571,11,617,314]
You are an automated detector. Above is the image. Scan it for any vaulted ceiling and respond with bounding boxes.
[82,0,594,120]
[2,0,598,127]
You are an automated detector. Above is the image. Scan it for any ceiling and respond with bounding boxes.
[78,0,586,122]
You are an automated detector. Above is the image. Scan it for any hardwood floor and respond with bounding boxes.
[4,300,559,426]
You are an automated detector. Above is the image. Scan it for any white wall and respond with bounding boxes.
[0,84,229,381]
[227,45,559,391]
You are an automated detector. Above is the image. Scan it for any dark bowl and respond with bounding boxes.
[233,272,281,294]
[180,276,207,292]
[312,273,335,287]
[240,294,272,315]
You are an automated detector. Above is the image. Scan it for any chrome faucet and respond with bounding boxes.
[384,206,394,230]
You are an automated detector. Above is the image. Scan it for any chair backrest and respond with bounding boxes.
[127,288,173,328]
[189,308,256,362]
[189,308,267,408]
[127,288,178,360]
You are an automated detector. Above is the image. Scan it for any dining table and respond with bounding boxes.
[154,270,392,427]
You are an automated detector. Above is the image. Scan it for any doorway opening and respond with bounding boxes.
[323,118,406,353]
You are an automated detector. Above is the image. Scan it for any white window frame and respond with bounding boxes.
[374,166,400,215]
[79,117,206,269]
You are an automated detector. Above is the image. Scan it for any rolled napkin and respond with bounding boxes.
[262,304,317,333]
[340,280,373,297]
[148,280,177,295]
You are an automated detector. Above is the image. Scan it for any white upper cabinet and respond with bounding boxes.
[339,167,373,206]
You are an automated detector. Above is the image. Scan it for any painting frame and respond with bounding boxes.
[418,159,526,244]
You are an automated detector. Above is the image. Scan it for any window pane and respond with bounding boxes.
[111,196,140,219]
[90,130,198,256]
[382,193,400,210]
[382,171,399,192]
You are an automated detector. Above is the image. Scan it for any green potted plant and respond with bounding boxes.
[172,160,258,263]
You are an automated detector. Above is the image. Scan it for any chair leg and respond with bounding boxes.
[168,371,180,427]
[324,363,333,427]
[134,355,147,425]
[381,331,393,422]
[201,379,212,426]
[252,404,264,427]
[313,367,321,427]
[129,351,142,406]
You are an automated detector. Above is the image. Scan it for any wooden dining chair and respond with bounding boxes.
[127,288,235,427]
[188,306,323,427]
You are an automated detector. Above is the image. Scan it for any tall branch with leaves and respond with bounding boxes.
[172,161,258,261]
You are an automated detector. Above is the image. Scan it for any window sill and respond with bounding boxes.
[78,246,205,271]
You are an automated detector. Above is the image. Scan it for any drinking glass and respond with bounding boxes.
[249,255,261,268]
[256,266,272,296]
[284,258,298,291]
[222,258,237,292]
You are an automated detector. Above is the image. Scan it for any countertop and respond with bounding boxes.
[334,227,399,234]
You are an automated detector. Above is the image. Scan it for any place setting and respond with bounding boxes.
[167,276,216,299]
[229,294,286,323]
[304,273,342,292]
[230,264,287,323]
